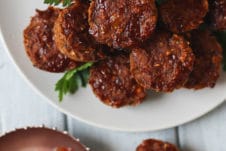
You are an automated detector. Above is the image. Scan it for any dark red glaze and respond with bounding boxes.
[185,29,223,89]
[88,0,158,49]
[160,0,209,33]
[54,1,107,62]
[23,7,78,72]
[56,147,72,151]
[0,127,87,151]
[209,0,226,30]
[130,31,195,92]
[89,54,146,108]
[136,139,179,151]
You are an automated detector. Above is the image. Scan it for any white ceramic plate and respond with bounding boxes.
[0,0,226,132]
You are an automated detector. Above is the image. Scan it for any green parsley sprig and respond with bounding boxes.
[55,62,93,101]
[44,0,72,7]
[156,0,166,5]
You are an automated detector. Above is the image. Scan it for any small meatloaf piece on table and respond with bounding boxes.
[54,1,107,62]
[130,31,195,92]
[24,7,78,72]
[89,54,146,108]
[136,139,179,151]
[88,0,158,49]
[185,29,223,89]
[160,0,209,33]
[209,0,226,30]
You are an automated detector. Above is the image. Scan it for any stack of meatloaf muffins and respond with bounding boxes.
[24,0,225,108]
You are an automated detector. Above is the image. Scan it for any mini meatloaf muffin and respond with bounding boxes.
[160,0,209,33]
[89,54,146,108]
[185,30,223,89]
[24,7,78,72]
[54,1,106,62]
[136,139,179,151]
[88,0,158,49]
[209,0,226,30]
[130,31,195,92]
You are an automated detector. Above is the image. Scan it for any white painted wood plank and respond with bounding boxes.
[0,115,2,134]
[179,100,226,151]
[67,117,178,151]
[0,45,6,135]
[0,45,66,133]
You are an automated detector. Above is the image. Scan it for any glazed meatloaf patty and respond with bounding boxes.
[23,7,78,72]
[89,54,146,108]
[130,31,195,92]
[209,0,226,30]
[54,1,107,62]
[136,139,179,151]
[185,30,223,89]
[160,0,209,33]
[88,0,158,49]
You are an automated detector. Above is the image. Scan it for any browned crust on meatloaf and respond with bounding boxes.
[136,139,179,151]
[209,0,226,30]
[54,1,106,62]
[185,29,223,89]
[89,54,146,108]
[88,0,158,49]
[130,31,195,92]
[23,7,78,72]
[160,0,209,33]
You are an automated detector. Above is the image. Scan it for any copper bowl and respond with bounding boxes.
[0,126,89,151]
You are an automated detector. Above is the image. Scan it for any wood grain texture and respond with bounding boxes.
[0,45,66,133]
[0,114,2,134]
[0,45,5,134]
[67,116,178,151]
[178,100,226,151]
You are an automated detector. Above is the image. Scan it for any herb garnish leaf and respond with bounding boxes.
[44,0,72,7]
[156,0,166,5]
[55,62,93,101]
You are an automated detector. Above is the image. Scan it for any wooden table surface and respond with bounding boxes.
[0,42,226,151]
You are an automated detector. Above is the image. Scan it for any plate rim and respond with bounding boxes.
[0,20,225,133]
